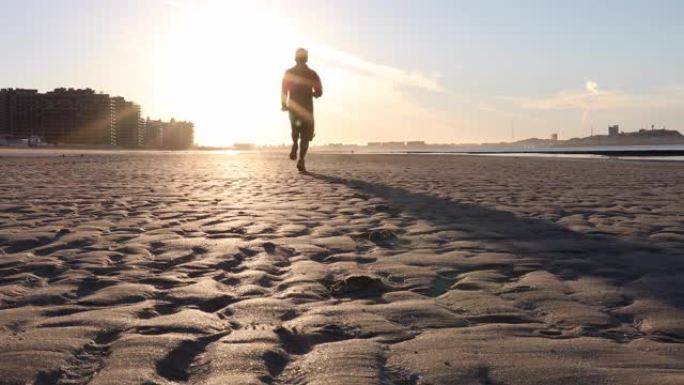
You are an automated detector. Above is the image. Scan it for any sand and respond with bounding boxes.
[0,151,683,385]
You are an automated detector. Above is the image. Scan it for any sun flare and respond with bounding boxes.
[155,1,304,146]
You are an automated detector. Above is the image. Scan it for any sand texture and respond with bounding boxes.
[1,152,683,385]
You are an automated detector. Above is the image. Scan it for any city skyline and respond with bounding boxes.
[1,0,683,146]
[0,87,194,149]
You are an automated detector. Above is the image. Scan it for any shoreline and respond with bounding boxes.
[3,146,684,163]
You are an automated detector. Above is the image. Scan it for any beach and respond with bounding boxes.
[1,151,683,384]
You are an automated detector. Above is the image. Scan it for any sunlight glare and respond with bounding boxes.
[155,1,302,146]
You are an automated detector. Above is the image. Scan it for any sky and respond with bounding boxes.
[1,0,683,146]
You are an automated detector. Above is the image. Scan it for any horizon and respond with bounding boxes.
[1,0,683,146]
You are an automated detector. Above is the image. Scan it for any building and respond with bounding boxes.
[110,96,143,148]
[143,118,164,148]
[608,125,620,137]
[406,141,426,147]
[1,87,192,149]
[141,118,194,150]
[1,88,113,145]
[628,128,683,138]
[550,133,558,141]
[0,89,41,138]
[368,141,406,148]
[40,88,112,144]
[162,119,194,150]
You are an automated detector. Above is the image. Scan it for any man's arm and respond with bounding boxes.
[281,72,290,110]
[313,71,322,98]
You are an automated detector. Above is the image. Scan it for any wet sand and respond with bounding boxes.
[1,152,683,384]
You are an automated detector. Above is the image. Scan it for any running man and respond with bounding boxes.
[281,48,323,172]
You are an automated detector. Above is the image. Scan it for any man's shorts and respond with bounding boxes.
[289,112,314,141]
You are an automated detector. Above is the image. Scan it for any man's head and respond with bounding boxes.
[295,48,308,64]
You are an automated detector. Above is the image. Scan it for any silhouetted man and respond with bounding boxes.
[281,48,322,172]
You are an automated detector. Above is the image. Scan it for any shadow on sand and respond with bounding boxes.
[309,172,684,310]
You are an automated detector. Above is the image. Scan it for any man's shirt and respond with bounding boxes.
[282,63,322,119]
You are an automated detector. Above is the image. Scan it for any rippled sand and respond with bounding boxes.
[1,152,683,385]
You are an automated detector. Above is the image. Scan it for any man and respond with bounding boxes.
[281,48,322,172]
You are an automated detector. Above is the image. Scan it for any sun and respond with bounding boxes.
[154,1,304,146]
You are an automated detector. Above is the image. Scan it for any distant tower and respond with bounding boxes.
[608,125,619,137]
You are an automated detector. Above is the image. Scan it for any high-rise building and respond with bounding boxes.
[110,96,143,148]
[40,88,112,144]
[608,125,620,137]
[140,118,194,149]
[0,89,41,137]
[1,87,190,149]
[143,118,165,148]
[162,119,194,150]
[1,88,112,144]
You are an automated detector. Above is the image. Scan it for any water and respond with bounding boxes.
[481,152,684,162]
[392,144,684,162]
[2,145,683,162]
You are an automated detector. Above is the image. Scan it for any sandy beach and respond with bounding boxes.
[1,151,683,385]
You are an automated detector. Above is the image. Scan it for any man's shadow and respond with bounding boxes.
[307,172,684,310]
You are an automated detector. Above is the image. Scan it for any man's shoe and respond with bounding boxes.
[297,159,306,172]
[289,147,297,160]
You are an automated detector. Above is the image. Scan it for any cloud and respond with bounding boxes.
[310,43,444,92]
[506,81,684,111]
[496,81,684,136]
[312,60,456,143]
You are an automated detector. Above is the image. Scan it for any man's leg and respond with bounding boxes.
[290,127,299,161]
[299,138,310,158]
[297,120,312,172]
[298,138,309,170]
